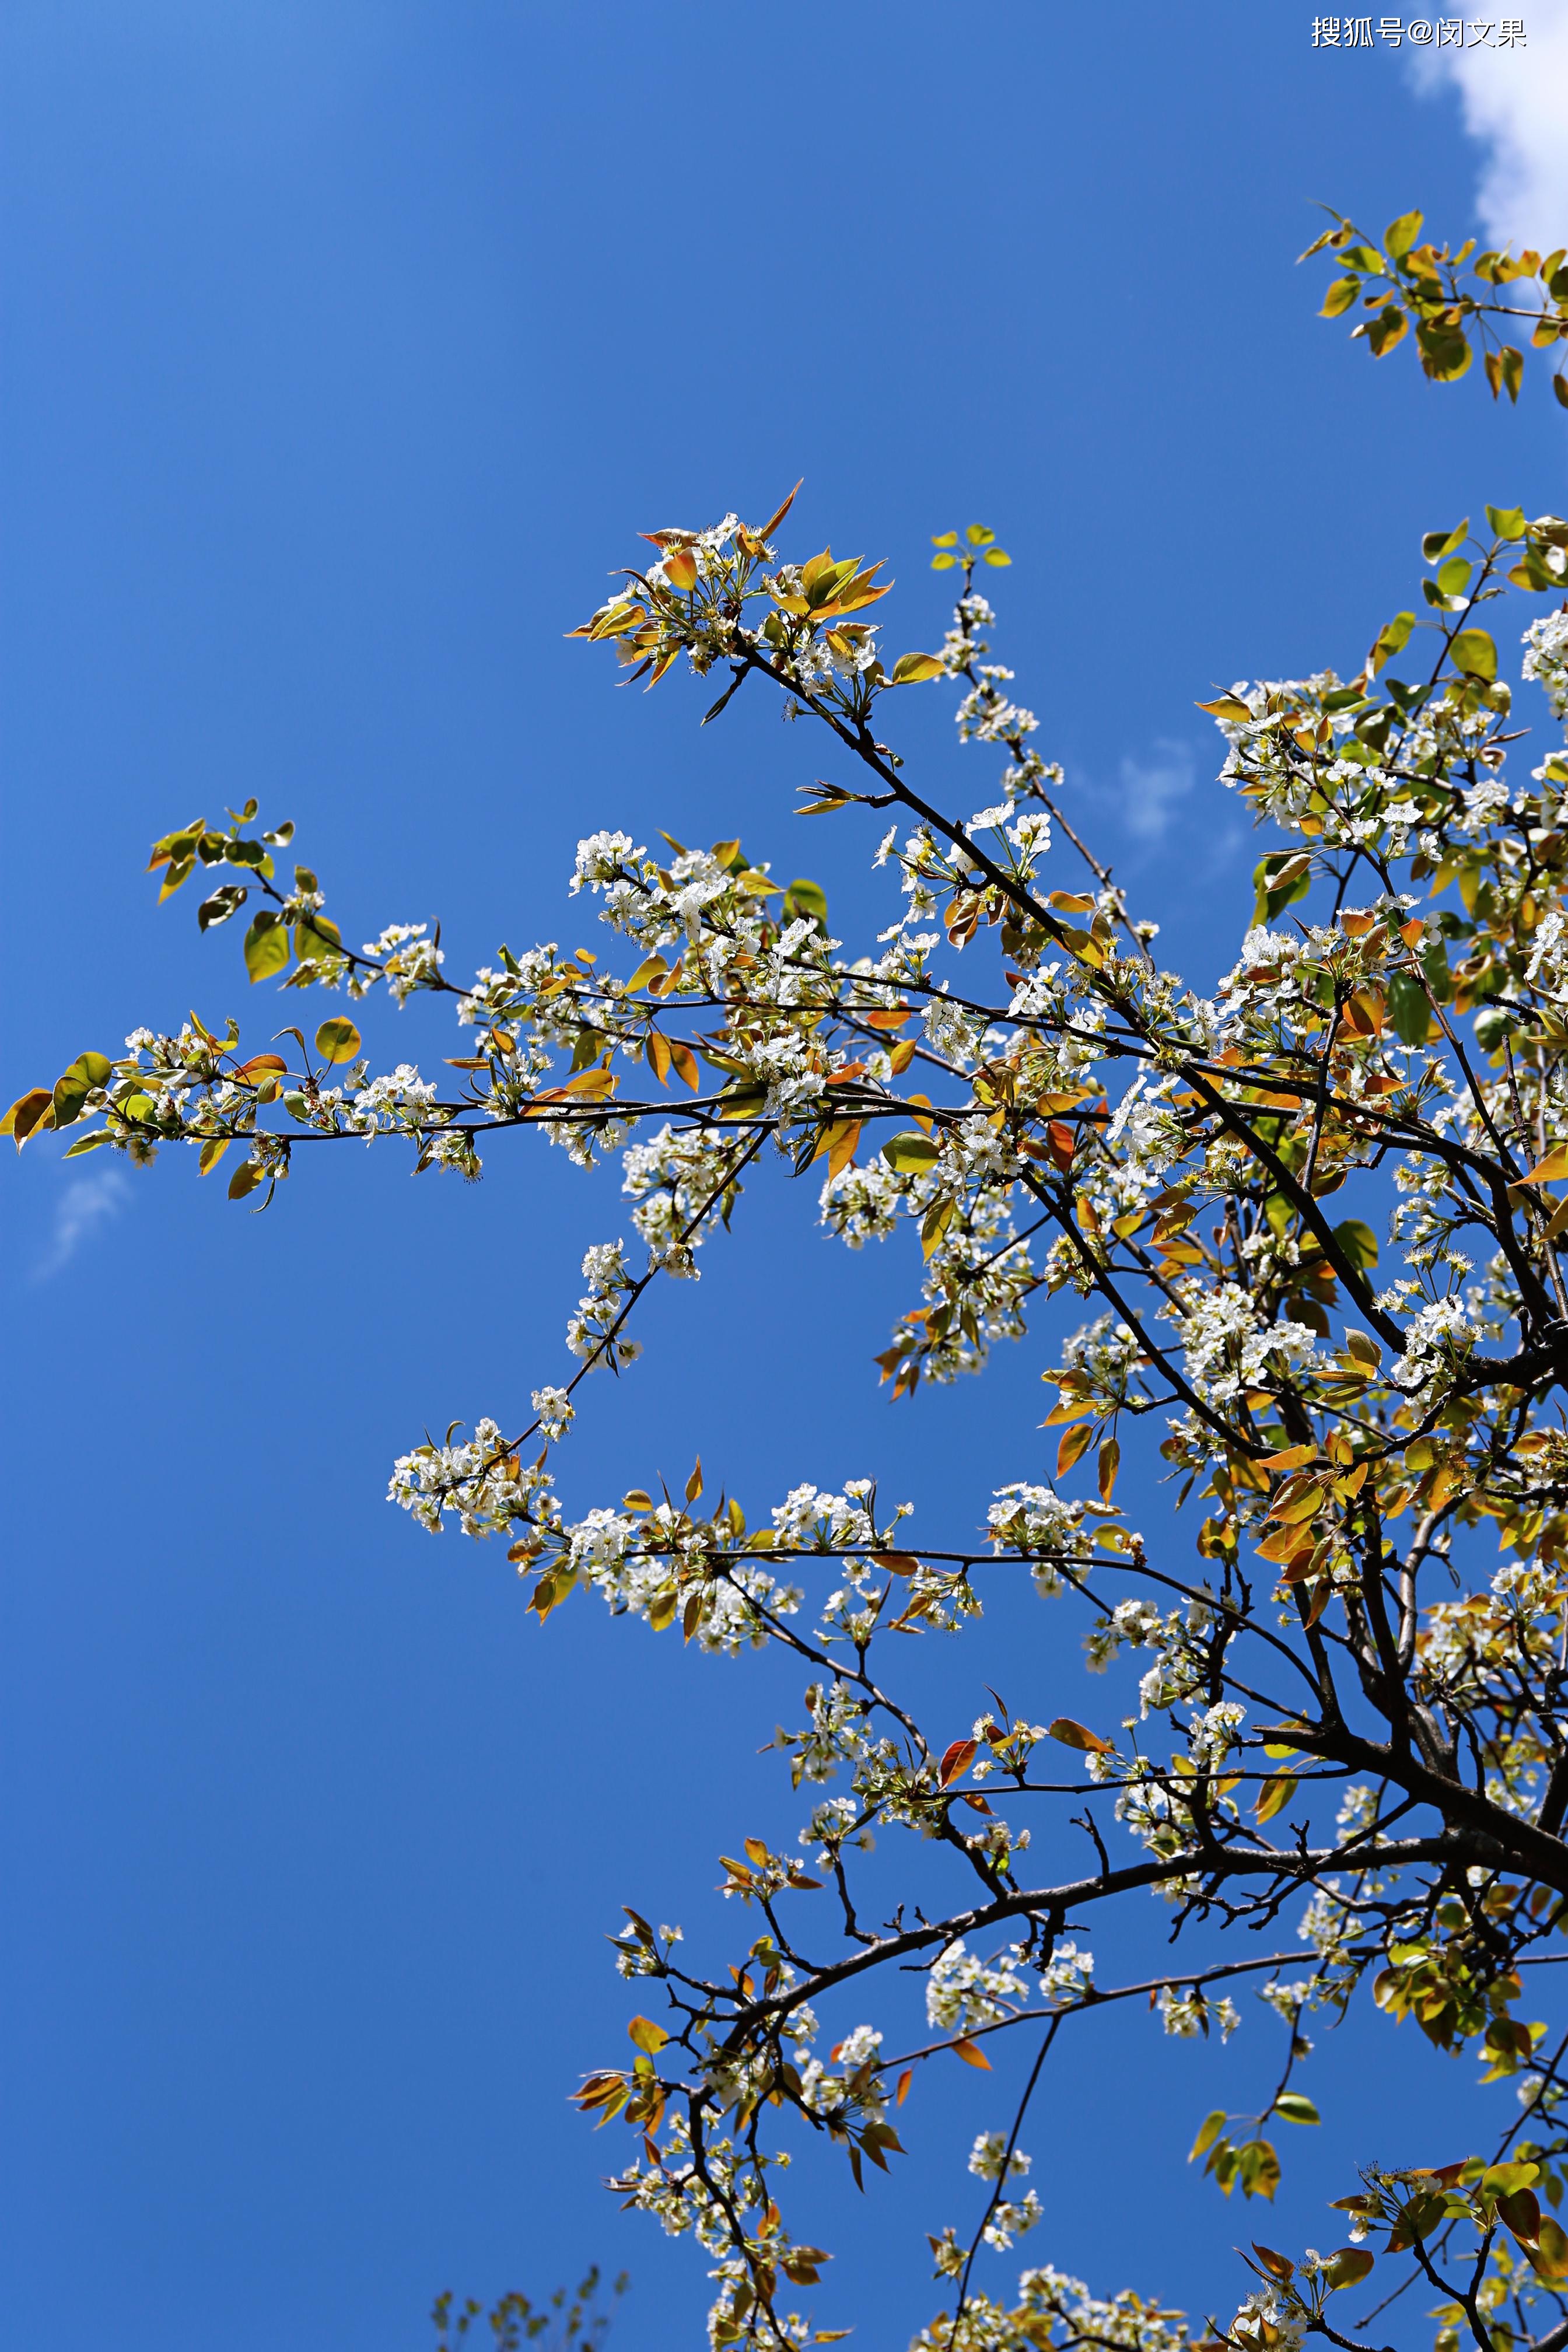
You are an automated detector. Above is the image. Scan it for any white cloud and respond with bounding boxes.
[33,1167,130,1282]
[1411,5,1568,250]
[1120,738,1198,846]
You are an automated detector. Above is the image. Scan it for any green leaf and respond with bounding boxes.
[781,877,829,931]
[51,1052,114,1129]
[881,1133,940,1175]
[1322,2248,1375,2291]
[982,548,1012,566]
[1332,1219,1379,1273]
[1386,970,1433,1046]
[1486,504,1528,541]
[228,1158,264,1200]
[1320,275,1359,319]
[1555,372,1568,412]
[1385,208,1423,260]
[964,525,994,547]
[293,914,344,966]
[243,912,290,984]
[1189,2109,1229,2162]
[315,1016,362,1065]
[62,1128,111,1157]
[1422,521,1469,562]
[890,652,945,684]
[1369,611,1415,676]
[1273,2092,1320,2126]
[930,532,958,548]
[1450,626,1497,681]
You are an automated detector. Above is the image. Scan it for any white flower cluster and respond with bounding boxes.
[388,1417,554,1539]
[926,1939,1028,2032]
[622,1124,744,1276]
[986,1483,1091,1587]
[1172,1279,1326,1406]
[356,921,444,1005]
[1156,1985,1241,2039]
[1523,608,1568,721]
[1387,1289,1478,1397]
[565,1237,642,1367]
[1037,1940,1094,2005]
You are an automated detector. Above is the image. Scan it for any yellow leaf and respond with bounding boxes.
[1196,695,1255,722]
[951,2037,992,2070]
[1254,1772,1296,1824]
[891,652,945,684]
[314,1016,362,1065]
[627,2015,668,2054]
[1516,1147,1568,1188]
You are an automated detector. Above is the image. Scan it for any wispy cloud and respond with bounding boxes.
[33,1168,131,1282]
[1119,738,1199,847]
[1411,4,1568,250]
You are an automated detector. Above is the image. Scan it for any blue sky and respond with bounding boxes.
[3,6,1567,2348]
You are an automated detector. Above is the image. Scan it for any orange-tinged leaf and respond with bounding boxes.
[664,546,698,590]
[1046,1119,1076,1172]
[627,2016,668,2054]
[236,1054,288,1080]
[669,1040,701,1091]
[896,2068,913,2106]
[1056,1421,1094,1479]
[951,2037,992,2070]
[826,1119,862,1178]
[1097,1436,1120,1503]
[756,481,803,541]
[2,1087,55,1149]
[939,1738,978,1788]
[1048,1717,1114,1755]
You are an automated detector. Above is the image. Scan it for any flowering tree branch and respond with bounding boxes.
[14,208,1568,2352]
